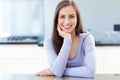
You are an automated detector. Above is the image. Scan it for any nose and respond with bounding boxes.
[64,18,70,25]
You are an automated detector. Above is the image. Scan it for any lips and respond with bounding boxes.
[63,25,71,29]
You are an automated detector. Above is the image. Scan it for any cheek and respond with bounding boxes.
[58,19,63,24]
[73,20,77,28]
[58,19,63,30]
[58,19,63,27]
[74,18,77,25]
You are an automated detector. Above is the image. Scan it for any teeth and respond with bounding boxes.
[64,26,71,28]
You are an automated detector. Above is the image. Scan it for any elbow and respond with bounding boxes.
[55,73,63,77]
[88,72,95,78]
[86,68,96,78]
[53,71,63,77]
[50,68,64,77]
[86,62,96,78]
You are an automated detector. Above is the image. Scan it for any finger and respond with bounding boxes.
[35,72,41,76]
[57,26,63,34]
[57,24,63,31]
[57,27,62,35]
[57,25,61,33]
[35,69,46,76]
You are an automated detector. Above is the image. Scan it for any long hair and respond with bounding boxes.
[52,0,84,55]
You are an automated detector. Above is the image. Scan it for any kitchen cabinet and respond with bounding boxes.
[104,46,120,73]
[0,45,120,74]
[96,46,120,74]
[95,47,105,73]
[0,44,48,73]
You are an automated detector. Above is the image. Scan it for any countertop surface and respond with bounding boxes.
[0,74,120,80]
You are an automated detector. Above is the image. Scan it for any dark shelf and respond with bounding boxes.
[95,43,120,46]
[0,36,44,46]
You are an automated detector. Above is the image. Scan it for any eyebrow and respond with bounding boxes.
[59,13,76,16]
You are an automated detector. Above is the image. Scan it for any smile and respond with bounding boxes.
[63,25,71,29]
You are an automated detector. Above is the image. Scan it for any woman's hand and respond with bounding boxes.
[57,25,71,39]
[35,68,54,76]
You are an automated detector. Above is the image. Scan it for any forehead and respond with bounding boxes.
[59,6,76,15]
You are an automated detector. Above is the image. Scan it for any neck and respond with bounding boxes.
[71,33,77,41]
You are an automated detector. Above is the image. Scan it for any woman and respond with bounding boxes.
[35,0,96,77]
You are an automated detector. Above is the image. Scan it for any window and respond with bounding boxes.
[0,0,43,37]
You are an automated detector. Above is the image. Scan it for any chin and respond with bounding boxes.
[63,30,69,33]
[62,28,73,33]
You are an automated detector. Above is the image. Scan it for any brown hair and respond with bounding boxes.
[52,0,84,55]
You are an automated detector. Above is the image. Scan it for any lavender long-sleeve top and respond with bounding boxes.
[44,32,96,77]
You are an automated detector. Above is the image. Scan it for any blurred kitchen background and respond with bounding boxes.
[0,0,120,45]
[0,0,120,74]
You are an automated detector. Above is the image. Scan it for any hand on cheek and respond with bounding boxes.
[57,24,71,39]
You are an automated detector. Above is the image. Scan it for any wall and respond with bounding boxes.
[43,0,120,44]
[44,0,59,38]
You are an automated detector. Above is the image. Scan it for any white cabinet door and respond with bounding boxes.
[95,47,105,73]
[0,45,48,73]
[1,45,119,74]
[104,46,120,73]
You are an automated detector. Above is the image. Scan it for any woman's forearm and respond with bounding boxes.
[50,38,72,77]
[64,66,95,78]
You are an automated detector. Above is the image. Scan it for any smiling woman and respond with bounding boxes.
[35,0,96,78]
[58,6,77,34]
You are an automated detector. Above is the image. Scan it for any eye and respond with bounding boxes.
[69,15,75,19]
[59,15,65,19]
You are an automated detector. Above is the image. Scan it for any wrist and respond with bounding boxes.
[64,37,72,44]
[65,33,71,40]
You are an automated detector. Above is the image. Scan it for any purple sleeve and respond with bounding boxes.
[44,38,72,77]
[64,34,96,78]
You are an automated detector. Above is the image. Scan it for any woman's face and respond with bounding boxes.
[58,6,77,34]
